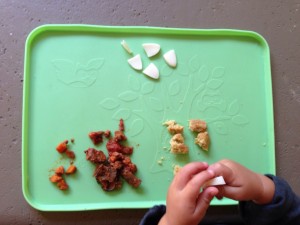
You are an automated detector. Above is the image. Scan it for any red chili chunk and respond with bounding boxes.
[57,179,68,190]
[89,131,104,145]
[56,140,68,153]
[84,148,106,164]
[65,150,75,159]
[103,130,111,138]
[119,118,125,131]
[66,164,77,174]
[55,166,64,175]
[121,168,141,188]
[50,174,63,183]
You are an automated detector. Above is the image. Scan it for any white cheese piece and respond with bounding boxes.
[142,43,161,57]
[203,176,226,188]
[163,50,177,67]
[128,54,142,70]
[143,63,159,79]
[121,40,132,54]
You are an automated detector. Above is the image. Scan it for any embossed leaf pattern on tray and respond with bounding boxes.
[52,58,104,88]
[99,98,120,110]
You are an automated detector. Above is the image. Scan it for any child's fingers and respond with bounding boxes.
[174,162,209,190]
[208,161,235,184]
[215,185,242,200]
[195,186,218,217]
[184,170,215,198]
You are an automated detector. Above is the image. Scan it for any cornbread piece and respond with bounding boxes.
[170,133,189,154]
[189,119,207,132]
[195,131,210,151]
[163,120,184,134]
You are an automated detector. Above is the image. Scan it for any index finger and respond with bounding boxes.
[208,161,234,184]
[173,162,209,190]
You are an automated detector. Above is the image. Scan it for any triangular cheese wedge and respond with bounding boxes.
[163,50,177,67]
[143,63,159,79]
[142,43,161,57]
[127,54,142,70]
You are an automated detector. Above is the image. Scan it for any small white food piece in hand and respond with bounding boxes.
[163,50,177,67]
[128,54,142,70]
[203,176,226,188]
[121,40,132,54]
[142,43,161,57]
[143,63,159,79]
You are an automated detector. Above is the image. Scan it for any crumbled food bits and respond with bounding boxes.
[142,43,161,57]
[164,120,184,134]
[173,165,182,175]
[195,131,210,151]
[163,50,177,67]
[157,160,163,165]
[170,133,189,154]
[157,156,165,165]
[143,63,159,79]
[121,40,132,54]
[189,119,207,132]
[128,54,143,70]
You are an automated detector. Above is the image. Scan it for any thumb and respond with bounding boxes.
[217,185,242,201]
[195,187,218,217]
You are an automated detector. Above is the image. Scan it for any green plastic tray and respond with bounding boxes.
[22,25,275,211]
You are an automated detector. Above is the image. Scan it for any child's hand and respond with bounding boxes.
[159,162,219,225]
[208,159,275,204]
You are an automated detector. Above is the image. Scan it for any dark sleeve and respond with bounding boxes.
[139,205,166,225]
[239,175,300,225]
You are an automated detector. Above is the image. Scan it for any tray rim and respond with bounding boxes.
[22,24,275,211]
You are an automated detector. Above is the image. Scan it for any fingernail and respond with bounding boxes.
[207,169,214,176]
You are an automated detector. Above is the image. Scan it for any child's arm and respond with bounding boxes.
[158,162,218,225]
